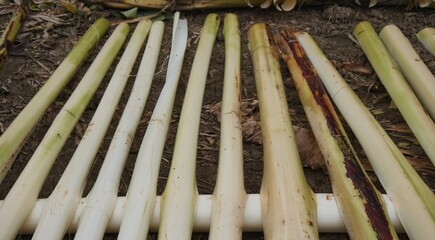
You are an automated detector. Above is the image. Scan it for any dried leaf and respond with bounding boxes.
[294,127,326,170]
[340,62,373,75]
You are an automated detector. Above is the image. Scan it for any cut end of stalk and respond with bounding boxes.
[260,0,272,8]
[353,21,375,38]
[281,0,297,11]
[416,27,435,56]
[203,13,221,35]
[418,0,432,7]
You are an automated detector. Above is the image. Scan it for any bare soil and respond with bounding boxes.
[0,2,434,239]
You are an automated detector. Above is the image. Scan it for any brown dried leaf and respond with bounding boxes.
[242,115,262,144]
[340,62,373,75]
[294,127,326,170]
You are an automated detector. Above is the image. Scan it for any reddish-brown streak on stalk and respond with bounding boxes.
[275,29,394,240]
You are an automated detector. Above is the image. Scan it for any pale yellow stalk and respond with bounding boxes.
[248,23,318,240]
[380,25,435,120]
[354,21,435,165]
[0,23,129,240]
[276,29,398,239]
[158,14,220,240]
[417,27,435,56]
[118,14,186,240]
[209,13,246,240]
[0,18,110,183]
[296,31,435,240]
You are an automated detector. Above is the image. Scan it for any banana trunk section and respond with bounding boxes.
[273,28,398,239]
[248,23,318,240]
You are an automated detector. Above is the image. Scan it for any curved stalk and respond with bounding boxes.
[73,20,156,240]
[248,23,318,240]
[0,18,110,183]
[158,13,220,240]
[118,14,187,240]
[0,22,129,240]
[297,31,435,240]
[31,20,152,240]
[209,13,247,240]
[275,29,398,239]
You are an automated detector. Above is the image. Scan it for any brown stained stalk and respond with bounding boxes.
[274,29,397,239]
[0,6,25,71]
[249,23,318,240]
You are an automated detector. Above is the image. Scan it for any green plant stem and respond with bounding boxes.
[0,18,110,183]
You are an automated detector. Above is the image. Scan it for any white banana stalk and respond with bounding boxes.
[209,13,247,240]
[0,22,129,240]
[380,24,435,120]
[117,13,186,240]
[158,13,220,240]
[0,18,110,183]
[31,19,153,240]
[354,21,435,165]
[73,20,158,240]
[296,31,435,240]
[275,29,398,239]
[248,23,318,240]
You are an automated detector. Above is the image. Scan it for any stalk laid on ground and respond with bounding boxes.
[417,27,435,56]
[0,194,404,234]
[275,29,398,239]
[0,22,129,240]
[248,23,318,240]
[296,31,435,239]
[0,18,110,183]
[158,13,220,240]
[87,0,435,9]
[117,14,186,240]
[73,20,156,240]
[31,19,152,240]
[380,25,435,120]
[209,13,247,240]
[0,6,25,71]
[354,21,435,165]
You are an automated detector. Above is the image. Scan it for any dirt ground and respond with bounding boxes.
[0,2,434,239]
